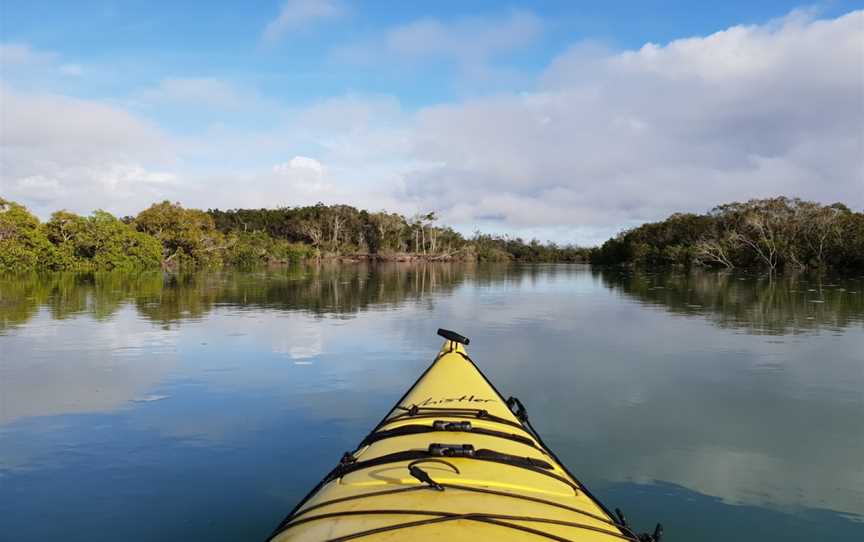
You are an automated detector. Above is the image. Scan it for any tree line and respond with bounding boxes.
[3,196,859,273]
[590,197,864,271]
[0,198,587,272]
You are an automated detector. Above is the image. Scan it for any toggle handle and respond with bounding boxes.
[437,328,470,345]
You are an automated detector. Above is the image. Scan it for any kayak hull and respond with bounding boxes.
[271,338,640,541]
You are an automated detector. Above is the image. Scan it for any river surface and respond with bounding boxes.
[1,264,862,541]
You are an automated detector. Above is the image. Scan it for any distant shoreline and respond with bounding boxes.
[2,196,861,273]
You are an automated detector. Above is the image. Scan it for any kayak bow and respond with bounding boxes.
[270,329,662,541]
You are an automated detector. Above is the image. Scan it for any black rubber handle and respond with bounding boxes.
[437,328,470,345]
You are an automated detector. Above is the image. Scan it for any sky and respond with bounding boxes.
[1,1,862,245]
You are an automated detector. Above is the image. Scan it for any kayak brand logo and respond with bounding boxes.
[412,395,496,406]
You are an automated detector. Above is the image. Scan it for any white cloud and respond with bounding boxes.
[385,9,542,64]
[0,87,169,160]
[333,9,542,85]
[291,94,412,162]
[136,77,258,109]
[400,10,864,242]
[262,0,344,44]
[0,43,56,65]
[274,155,325,177]
[59,63,83,76]
[1,43,85,80]
[0,87,178,216]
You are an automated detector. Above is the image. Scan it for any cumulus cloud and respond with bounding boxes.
[262,0,344,44]
[401,10,864,243]
[270,156,328,195]
[274,155,325,177]
[290,94,412,163]
[0,87,179,216]
[174,165,405,214]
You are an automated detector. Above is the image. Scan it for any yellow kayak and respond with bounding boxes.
[270,329,662,541]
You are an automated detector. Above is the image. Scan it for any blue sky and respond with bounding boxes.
[4,1,858,107]
[1,1,862,244]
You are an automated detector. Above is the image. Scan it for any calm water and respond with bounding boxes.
[1,264,862,541]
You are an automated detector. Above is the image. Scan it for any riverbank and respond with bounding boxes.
[590,197,864,272]
[0,199,587,273]
[3,196,860,273]
[333,252,465,262]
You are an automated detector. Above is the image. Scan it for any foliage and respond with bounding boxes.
[471,233,587,262]
[47,210,163,271]
[223,231,315,268]
[591,197,864,271]
[209,204,588,262]
[591,213,712,266]
[135,201,224,267]
[0,201,162,272]
[0,198,57,271]
[4,195,858,273]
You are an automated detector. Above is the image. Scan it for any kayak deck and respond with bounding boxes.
[270,333,660,541]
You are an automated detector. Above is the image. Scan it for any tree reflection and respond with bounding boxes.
[1,263,472,331]
[594,268,864,334]
[3,265,862,335]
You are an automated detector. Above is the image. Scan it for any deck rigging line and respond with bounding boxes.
[360,420,540,450]
[279,482,637,536]
[267,342,662,542]
[281,509,638,542]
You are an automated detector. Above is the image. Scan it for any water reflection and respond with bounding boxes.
[0,306,179,424]
[3,266,862,334]
[1,264,862,541]
[595,268,864,334]
[1,264,472,331]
